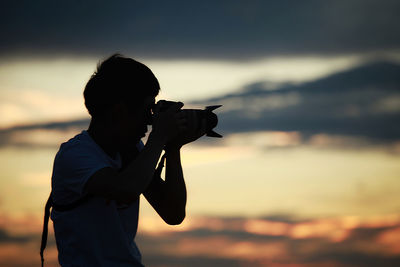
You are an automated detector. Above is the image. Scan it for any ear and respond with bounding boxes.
[110,102,129,122]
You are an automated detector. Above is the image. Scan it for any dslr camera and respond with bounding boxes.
[154,100,222,138]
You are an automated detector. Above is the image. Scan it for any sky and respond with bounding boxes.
[1,0,400,59]
[1,1,400,266]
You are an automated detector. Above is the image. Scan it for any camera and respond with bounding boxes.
[154,100,222,138]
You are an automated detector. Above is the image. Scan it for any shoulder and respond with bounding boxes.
[53,131,107,177]
[51,131,112,201]
[55,131,97,160]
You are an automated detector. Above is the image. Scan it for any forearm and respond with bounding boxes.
[116,132,166,196]
[142,146,187,225]
[165,148,187,210]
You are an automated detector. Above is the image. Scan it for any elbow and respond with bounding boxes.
[112,187,140,205]
[164,210,186,225]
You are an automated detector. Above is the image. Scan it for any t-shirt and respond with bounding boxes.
[50,130,145,267]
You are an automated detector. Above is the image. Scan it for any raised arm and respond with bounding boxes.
[143,147,186,225]
[84,102,185,204]
[143,114,207,225]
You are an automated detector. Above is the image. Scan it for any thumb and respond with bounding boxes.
[168,101,184,112]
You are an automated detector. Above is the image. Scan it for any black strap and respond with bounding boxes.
[40,194,53,267]
[40,152,168,266]
[39,193,91,267]
[155,152,167,178]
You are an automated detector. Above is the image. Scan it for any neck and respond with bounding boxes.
[87,118,118,159]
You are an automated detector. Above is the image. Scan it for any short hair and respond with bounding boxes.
[83,54,160,117]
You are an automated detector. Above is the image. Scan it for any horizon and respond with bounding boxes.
[1,55,400,130]
[1,1,400,266]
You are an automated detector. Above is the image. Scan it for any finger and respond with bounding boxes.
[167,102,184,113]
[177,117,188,125]
[178,124,188,132]
[175,111,186,119]
[152,102,163,116]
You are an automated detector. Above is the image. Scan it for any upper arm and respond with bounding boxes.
[84,167,117,197]
[53,144,110,200]
[84,167,140,204]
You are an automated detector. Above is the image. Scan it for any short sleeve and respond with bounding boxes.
[136,140,145,152]
[52,143,110,203]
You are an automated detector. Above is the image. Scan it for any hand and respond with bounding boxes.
[151,101,187,143]
[165,110,207,151]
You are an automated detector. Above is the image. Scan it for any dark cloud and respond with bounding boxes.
[0,118,89,133]
[0,228,34,244]
[0,0,399,59]
[136,218,400,267]
[194,61,400,142]
[260,213,302,224]
[0,118,89,148]
[306,250,400,267]
[0,215,399,267]
[141,254,249,267]
[1,61,399,148]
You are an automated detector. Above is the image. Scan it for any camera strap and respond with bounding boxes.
[40,152,167,267]
[39,193,91,267]
[155,151,167,177]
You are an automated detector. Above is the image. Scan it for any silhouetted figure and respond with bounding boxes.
[40,54,206,266]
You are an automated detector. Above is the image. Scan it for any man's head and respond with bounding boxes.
[84,54,160,144]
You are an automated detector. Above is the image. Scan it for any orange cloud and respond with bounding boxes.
[244,219,290,236]
[1,213,400,266]
[377,226,400,255]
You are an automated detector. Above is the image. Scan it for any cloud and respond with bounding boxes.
[0,212,400,266]
[0,229,33,244]
[0,1,399,59]
[193,61,400,143]
[1,61,399,150]
[141,254,247,267]
[0,89,87,128]
[0,118,89,148]
[136,214,400,266]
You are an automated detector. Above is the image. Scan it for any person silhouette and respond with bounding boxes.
[40,54,206,266]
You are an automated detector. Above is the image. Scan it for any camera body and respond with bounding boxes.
[156,100,222,138]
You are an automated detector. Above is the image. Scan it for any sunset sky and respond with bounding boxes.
[1,1,400,266]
